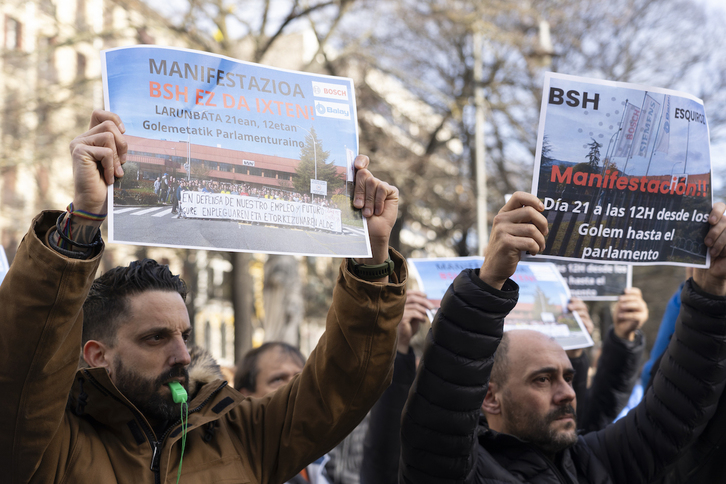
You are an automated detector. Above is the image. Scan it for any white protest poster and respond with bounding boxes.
[0,246,8,286]
[532,72,712,267]
[102,45,369,258]
[409,257,593,350]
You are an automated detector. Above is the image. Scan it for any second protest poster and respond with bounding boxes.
[532,72,712,267]
[102,45,368,258]
[408,257,593,350]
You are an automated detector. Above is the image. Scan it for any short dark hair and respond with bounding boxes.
[82,259,187,346]
[490,332,511,386]
[234,342,305,393]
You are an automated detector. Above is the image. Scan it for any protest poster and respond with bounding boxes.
[0,246,8,286]
[532,73,712,267]
[522,256,631,301]
[102,45,370,258]
[409,257,593,350]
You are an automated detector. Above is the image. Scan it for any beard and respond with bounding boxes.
[502,395,578,454]
[113,360,189,423]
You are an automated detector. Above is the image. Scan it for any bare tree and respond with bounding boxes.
[334,0,726,258]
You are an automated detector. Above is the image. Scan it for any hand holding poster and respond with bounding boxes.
[409,257,594,350]
[532,73,712,267]
[102,45,370,258]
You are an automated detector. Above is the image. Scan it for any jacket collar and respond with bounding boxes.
[69,345,240,441]
[478,427,579,483]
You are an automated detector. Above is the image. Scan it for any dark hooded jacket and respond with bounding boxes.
[646,348,726,483]
[400,269,726,484]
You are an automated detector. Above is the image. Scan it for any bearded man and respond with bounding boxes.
[1,110,406,484]
[401,191,726,484]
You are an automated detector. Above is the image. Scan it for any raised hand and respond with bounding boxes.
[352,155,399,265]
[612,288,648,341]
[397,290,435,354]
[695,202,726,296]
[480,192,548,289]
[70,110,127,215]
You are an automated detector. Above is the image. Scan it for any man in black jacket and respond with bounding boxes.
[400,191,726,483]
[362,292,644,484]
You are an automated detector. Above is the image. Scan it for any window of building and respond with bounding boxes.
[76,0,87,30]
[220,324,227,359]
[76,52,87,81]
[4,16,21,51]
[38,36,57,83]
[204,321,212,351]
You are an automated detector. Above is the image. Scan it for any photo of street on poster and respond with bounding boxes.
[409,257,593,350]
[102,45,370,258]
[532,72,712,267]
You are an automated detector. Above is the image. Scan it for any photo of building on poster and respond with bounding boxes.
[408,257,593,350]
[532,73,712,267]
[102,45,368,258]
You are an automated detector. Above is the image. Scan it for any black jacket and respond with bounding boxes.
[577,327,644,433]
[400,270,726,483]
[360,349,416,484]
[646,347,726,483]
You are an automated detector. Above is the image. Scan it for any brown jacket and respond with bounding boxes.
[0,211,407,484]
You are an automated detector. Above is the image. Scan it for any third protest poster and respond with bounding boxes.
[532,73,712,267]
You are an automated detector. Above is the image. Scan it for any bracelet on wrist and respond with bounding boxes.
[55,212,103,250]
[48,228,95,259]
[66,202,107,222]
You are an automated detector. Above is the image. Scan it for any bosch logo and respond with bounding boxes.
[314,85,321,95]
[324,88,347,96]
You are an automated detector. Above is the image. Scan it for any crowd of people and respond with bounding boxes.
[3,110,726,484]
[151,175,336,210]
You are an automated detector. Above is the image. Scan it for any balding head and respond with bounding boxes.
[483,330,577,457]
[490,330,563,385]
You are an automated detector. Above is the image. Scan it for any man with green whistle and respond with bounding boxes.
[0,110,407,484]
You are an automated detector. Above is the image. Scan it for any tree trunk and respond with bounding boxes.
[263,255,303,346]
[181,249,198,335]
[233,252,254,363]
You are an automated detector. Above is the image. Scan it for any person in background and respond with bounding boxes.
[567,288,648,432]
[360,290,434,484]
[235,343,331,484]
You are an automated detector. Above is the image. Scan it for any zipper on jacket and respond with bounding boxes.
[150,440,162,484]
[81,370,227,482]
[150,440,160,472]
[532,446,575,484]
[148,382,228,483]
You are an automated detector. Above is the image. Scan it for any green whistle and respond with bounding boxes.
[168,381,188,404]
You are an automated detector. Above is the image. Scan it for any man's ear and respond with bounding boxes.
[481,382,502,415]
[83,340,111,369]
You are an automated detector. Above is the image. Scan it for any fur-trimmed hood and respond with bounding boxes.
[187,344,224,397]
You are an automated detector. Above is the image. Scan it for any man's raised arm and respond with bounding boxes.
[400,192,548,484]
[0,111,126,482]
[583,201,726,483]
[226,156,410,484]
